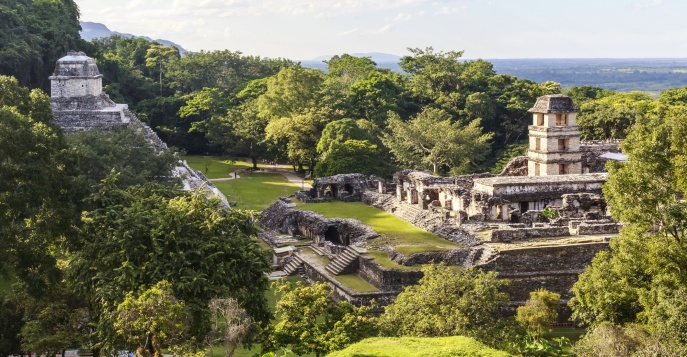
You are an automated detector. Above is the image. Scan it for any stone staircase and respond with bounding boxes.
[310,244,334,259]
[325,246,364,276]
[465,246,499,268]
[282,255,304,276]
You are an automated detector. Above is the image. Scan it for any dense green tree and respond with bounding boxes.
[347,71,403,126]
[0,0,86,90]
[576,92,654,140]
[68,176,272,353]
[65,126,179,194]
[270,282,376,357]
[400,47,465,110]
[658,86,687,106]
[569,105,687,353]
[382,107,492,175]
[516,289,560,338]
[565,85,614,106]
[115,281,190,357]
[314,140,384,177]
[378,265,512,347]
[316,119,370,158]
[0,76,73,293]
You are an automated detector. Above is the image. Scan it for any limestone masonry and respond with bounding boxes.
[261,94,622,319]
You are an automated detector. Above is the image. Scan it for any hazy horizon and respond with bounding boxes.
[77,0,687,60]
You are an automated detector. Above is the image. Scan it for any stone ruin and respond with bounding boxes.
[260,198,378,251]
[264,94,623,317]
[48,51,229,207]
[296,173,375,203]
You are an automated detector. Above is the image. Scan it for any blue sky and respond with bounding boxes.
[77,0,686,60]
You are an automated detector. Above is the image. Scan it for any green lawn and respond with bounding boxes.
[212,174,300,211]
[327,336,512,357]
[183,156,259,179]
[333,274,379,293]
[298,202,462,256]
[184,156,301,211]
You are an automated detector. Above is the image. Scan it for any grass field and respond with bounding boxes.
[298,201,462,256]
[333,274,379,293]
[327,336,512,357]
[183,156,260,179]
[184,156,301,211]
[213,174,300,211]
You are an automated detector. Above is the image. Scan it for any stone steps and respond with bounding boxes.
[282,255,304,276]
[310,245,334,259]
[325,246,363,276]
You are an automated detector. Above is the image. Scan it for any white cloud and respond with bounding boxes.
[337,28,358,36]
[369,24,392,34]
[394,13,412,21]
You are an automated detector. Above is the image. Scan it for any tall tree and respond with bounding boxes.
[378,265,512,348]
[270,282,376,357]
[382,107,492,175]
[569,105,687,353]
[68,175,272,354]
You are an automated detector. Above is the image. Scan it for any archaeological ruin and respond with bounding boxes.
[260,94,624,318]
[48,51,228,206]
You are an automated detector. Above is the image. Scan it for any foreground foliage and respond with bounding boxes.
[268,282,376,357]
[68,175,271,354]
[569,105,687,353]
[378,265,514,348]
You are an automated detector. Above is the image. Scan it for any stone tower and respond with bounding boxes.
[49,51,130,133]
[527,94,582,176]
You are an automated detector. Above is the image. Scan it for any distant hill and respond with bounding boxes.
[80,21,188,54]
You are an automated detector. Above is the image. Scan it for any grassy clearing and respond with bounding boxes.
[212,174,300,211]
[183,156,259,179]
[327,336,512,357]
[333,274,379,293]
[297,202,462,254]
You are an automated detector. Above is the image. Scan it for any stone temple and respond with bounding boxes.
[49,51,228,205]
[261,94,623,318]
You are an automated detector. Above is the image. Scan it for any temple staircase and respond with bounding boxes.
[282,255,304,276]
[326,246,364,276]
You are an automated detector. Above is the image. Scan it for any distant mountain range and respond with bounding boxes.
[79,21,188,54]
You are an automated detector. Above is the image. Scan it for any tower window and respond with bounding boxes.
[535,138,541,151]
[559,164,568,175]
[535,163,540,176]
[556,114,568,126]
[537,113,544,126]
[558,138,567,150]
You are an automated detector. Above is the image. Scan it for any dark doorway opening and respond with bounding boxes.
[324,226,347,245]
[324,184,338,199]
[520,201,529,212]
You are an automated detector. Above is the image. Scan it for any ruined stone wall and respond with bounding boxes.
[52,107,128,134]
[358,257,423,292]
[580,140,622,173]
[301,259,398,306]
[490,227,570,242]
[259,200,378,245]
[480,242,609,274]
[503,272,581,302]
[577,222,622,235]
